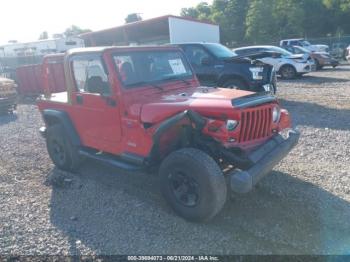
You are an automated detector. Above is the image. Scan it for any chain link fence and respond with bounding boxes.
[308,35,350,60]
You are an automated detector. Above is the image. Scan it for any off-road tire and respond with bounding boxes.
[272,84,277,95]
[159,148,227,222]
[280,65,297,79]
[222,79,245,89]
[46,124,81,172]
[315,59,323,70]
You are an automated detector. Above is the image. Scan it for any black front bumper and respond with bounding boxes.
[229,129,300,193]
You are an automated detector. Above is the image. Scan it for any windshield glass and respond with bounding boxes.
[300,40,311,46]
[294,46,310,54]
[113,50,193,88]
[203,43,237,58]
[268,46,293,56]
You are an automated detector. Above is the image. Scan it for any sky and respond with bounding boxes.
[0,0,210,45]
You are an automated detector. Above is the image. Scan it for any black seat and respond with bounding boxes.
[85,76,109,94]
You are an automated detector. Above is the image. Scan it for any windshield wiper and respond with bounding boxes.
[159,76,191,86]
[127,81,163,91]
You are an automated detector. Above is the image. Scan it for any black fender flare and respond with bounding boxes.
[147,110,206,164]
[42,109,81,146]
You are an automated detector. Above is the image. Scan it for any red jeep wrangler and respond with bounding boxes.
[37,46,300,222]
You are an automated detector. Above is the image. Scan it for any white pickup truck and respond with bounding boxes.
[280,39,329,53]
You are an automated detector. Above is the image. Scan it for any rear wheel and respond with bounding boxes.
[46,124,81,172]
[222,79,245,90]
[159,148,227,222]
[280,65,297,79]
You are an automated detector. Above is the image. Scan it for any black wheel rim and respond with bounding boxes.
[283,67,295,78]
[51,139,66,165]
[168,171,199,207]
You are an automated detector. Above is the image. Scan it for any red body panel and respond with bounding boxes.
[37,46,292,158]
[16,64,43,95]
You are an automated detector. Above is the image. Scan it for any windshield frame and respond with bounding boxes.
[300,40,311,46]
[112,49,194,90]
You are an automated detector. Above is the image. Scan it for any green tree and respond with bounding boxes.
[181,2,211,19]
[217,0,250,46]
[245,0,276,44]
[182,0,250,46]
[39,31,49,40]
[180,7,199,18]
[125,13,143,23]
[180,0,350,45]
[64,25,91,37]
[272,0,304,39]
[323,0,350,34]
[299,0,331,37]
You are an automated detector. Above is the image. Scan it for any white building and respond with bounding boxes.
[80,15,220,47]
[0,37,84,58]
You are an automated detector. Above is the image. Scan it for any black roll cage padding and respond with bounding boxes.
[42,109,81,146]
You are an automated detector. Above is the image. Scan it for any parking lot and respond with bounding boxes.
[1,66,350,255]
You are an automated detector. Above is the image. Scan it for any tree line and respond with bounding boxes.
[181,0,350,47]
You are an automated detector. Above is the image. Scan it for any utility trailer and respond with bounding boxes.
[15,54,66,96]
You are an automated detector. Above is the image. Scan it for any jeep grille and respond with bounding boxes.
[239,107,272,142]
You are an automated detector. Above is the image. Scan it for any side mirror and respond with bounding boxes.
[201,57,211,65]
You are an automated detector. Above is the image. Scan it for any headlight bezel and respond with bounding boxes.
[272,106,281,123]
[226,119,239,131]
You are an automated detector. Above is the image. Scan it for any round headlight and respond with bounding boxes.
[272,106,281,123]
[226,120,239,131]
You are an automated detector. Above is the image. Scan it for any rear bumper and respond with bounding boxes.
[329,60,339,67]
[321,58,339,67]
[0,96,17,110]
[295,62,316,73]
[229,129,300,193]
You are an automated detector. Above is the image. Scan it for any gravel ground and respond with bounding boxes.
[0,66,350,255]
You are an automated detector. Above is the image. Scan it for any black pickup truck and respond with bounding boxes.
[175,43,277,94]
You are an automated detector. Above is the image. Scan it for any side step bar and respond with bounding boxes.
[78,149,143,172]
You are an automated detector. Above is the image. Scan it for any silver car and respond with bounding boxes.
[233,45,316,79]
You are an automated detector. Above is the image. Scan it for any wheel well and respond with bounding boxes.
[43,115,61,127]
[148,110,206,165]
[278,64,296,73]
[218,75,248,87]
[42,109,81,146]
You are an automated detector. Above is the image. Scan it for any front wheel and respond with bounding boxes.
[159,148,227,222]
[280,65,297,79]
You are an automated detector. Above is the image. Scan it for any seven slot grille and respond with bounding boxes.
[239,107,272,142]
